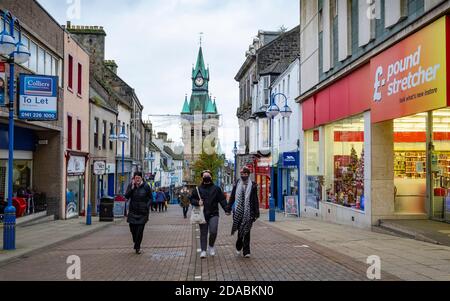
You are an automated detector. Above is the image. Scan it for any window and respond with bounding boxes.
[287,75,291,98]
[102,121,107,149]
[77,63,82,95]
[38,47,45,74]
[94,118,99,148]
[28,41,37,72]
[51,56,57,77]
[21,35,29,69]
[324,114,365,210]
[45,52,51,75]
[67,116,73,149]
[110,123,114,150]
[305,129,322,209]
[263,76,270,105]
[77,120,81,151]
[68,55,73,90]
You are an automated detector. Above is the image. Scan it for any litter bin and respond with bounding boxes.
[99,196,114,222]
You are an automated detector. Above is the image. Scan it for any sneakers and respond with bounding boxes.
[236,249,242,255]
[208,247,216,257]
[244,254,251,258]
[200,251,207,259]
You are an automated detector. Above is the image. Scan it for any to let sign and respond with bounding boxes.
[18,74,58,121]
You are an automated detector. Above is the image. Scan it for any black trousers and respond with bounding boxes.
[236,230,251,256]
[158,203,164,212]
[182,207,189,218]
[129,224,146,250]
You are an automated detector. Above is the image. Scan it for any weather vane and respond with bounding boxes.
[199,32,204,46]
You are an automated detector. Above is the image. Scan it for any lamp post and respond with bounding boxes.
[233,142,238,184]
[1,11,31,250]
[145,152,155,186]
[266,93,292,222]
[118,123,129,194]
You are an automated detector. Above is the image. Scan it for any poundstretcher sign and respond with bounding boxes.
[18,74,58,121]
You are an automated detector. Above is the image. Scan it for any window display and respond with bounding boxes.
[305,129,322,209]
[324,115,365,211]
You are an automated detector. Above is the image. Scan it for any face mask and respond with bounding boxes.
[203,177,212,184]
[241,176,249,182]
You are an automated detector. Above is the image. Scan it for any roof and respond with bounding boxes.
[181,95,190,115]
[149,141,161,153]
[163,146,184,161]
[205,98,216,114]
[260,59,292,76]
[192,47,209,80]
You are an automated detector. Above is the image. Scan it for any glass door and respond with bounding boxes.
[431,109,450,222]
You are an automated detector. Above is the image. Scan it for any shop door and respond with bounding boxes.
[431,109,450,222]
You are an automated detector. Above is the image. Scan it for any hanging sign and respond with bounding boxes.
[93,161,106,176]
[0,63,5,107]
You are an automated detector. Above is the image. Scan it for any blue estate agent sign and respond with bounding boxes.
[18,74,58,121]
[282,152,299,168]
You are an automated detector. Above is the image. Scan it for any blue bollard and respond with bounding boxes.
[269,196,276,222]
[3,205,16,250]
[86,204,92,226]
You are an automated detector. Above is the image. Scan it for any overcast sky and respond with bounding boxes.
[38,0,299,159]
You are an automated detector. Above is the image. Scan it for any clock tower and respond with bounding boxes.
[181,45,220,185]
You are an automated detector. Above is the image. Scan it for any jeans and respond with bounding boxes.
[199,216,219,252]
[129,224,146,251]
[236,230,251,256]
[182,207,189,218]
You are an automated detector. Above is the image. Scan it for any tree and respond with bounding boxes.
[192,152,225,184]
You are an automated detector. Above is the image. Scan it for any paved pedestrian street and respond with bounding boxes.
[0,206,398,281]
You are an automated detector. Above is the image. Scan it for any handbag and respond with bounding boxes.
[190,187,206,225]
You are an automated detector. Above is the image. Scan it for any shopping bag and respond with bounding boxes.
[190,206,206,225]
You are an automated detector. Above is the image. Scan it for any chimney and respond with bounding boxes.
[66,21,71,29]
[157,132,168,142]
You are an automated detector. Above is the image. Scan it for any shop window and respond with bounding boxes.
[305,129,323,209]
[324,114,365,210]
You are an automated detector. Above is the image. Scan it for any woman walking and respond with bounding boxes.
[155,188,166,212]
[125,172,153,255]
[228,167,260,258]
[190,170,231,259]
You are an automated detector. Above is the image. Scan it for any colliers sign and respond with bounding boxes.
[371,16,448,123]
[18,74,58,121]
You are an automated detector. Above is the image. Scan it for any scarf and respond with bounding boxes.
[231,179,253,237]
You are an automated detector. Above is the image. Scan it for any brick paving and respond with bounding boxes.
[0,206,397,281]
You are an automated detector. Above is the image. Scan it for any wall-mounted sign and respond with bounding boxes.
[0,63,6,107]
[93,161,106,176]
[18,74,58,121]
[106,163,116,174]
[68,156,86,175]
[371,16,448,123]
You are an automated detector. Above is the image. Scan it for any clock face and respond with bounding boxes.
[195,77,204,87]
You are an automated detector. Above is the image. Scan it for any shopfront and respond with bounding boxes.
[254,157,271,210]
[277,152,300,212]
[116,160,132,195]
[66,153,88,219]
[300,16,450,227]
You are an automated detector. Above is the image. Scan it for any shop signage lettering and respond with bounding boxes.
[371,16,448,123]
[18,74,58,121]
[0,63,5,107]
[282,152,299,168]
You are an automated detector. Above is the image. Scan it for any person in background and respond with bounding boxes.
[228,167,260,258]
[190,170,231,259]
[125,172,153,255]
[155,188,166,213]
[164,188,170,212]
[179,187,191,219]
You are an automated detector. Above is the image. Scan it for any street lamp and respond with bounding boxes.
[266,93,292,223]
[110,123,128,195]
[232,142,238,184]
[1,11,31,251]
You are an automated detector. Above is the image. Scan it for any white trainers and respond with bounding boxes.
[208,247,216,257]
[200,251,207,259]
[244,254,251,258]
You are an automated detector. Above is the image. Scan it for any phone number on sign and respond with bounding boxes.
[19,112,57,120]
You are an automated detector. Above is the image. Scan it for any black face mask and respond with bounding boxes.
[241,176,249,182]
[203,177,212,184]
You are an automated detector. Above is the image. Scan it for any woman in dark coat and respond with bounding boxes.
[228,167,260,258]
[125,172,153,254]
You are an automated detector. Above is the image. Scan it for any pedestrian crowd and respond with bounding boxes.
[124,167,260,259]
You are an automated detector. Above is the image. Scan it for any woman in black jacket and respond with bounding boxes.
[228,167,260,258]
[125,172,153,254]
[190,170,231,259]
